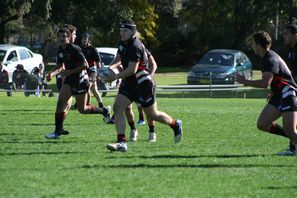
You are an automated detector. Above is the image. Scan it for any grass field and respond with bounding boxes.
[0,94,297,197]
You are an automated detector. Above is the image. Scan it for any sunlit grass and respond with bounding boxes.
[0,95,296,197]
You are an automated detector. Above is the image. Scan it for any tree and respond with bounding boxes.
[0,0,52,43]
[49,0,157,47]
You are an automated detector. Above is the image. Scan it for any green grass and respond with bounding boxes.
[0,94,296,197]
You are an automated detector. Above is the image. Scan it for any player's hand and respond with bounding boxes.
[46,73,52,82]
[234,72,246,84]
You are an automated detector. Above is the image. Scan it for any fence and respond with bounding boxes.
[97,84,263,98]
[0,84,264,98]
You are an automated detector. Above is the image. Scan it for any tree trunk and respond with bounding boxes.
[0,23,5,43]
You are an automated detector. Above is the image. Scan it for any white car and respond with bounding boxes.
[0,45,43,82]
[96,47,118,67]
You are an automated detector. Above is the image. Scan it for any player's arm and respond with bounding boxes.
[117,61,138,79]
[94,48,102,70]
[109,53,122,70]
[60,60,88,78]
[148,54,157,77]
[46,63,65,81]
[106,61,138,82]
[234,72,273,88]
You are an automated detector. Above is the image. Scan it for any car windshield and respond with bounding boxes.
[199,52,234,66]
[0,50,7,62]
[99,52,115,66]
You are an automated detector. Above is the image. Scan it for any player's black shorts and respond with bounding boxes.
[269,85,297,112]
[119,78,156,108]
[63,78,90,95]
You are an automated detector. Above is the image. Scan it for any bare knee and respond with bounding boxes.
[77,106,87,114]
[257,121,270,132]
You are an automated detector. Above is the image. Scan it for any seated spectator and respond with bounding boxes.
[0,61,12,96]
[31,66,53,97]
[12,64,27,90]
[24,69,40,97]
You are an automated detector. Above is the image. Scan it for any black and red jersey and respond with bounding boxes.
[118,37,150,86]
[56,43,87,84]
[262,50,297,95]
[286,43,297,78]
[81,45,101,67]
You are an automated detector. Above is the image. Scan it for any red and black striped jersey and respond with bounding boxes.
[56,43,87,83]
[262,50,297,95]
[81,45,101,67]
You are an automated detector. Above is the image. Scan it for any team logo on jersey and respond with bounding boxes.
[289,52,296,60]
[59,53,63,58]
[119,45,124,52]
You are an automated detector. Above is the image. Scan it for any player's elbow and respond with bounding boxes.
[262,82,270,88]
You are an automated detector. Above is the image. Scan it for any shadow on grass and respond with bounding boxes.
[0,140,76,144]
[76,163,297,169]
[0,151,85,156]
[0,133,29,136]
[262,186,297,190]
[0,109,52,112]
[106,154,267,159]
[5,123,53,126]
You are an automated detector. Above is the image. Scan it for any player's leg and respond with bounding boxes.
[257,104,282,134]
[75,93,109,117]
[280,106,297,156]
[136,102,145,125]
[91,80,104,108]
[143,102,182,143]
[74,80,111,120]
[106,94,131,151]
[125,104,138,141]
[282,111,297,145]
[257,103,296,155]
[147,118,156,142]
[45,84,72,139]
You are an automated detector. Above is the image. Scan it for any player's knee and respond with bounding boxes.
[77,106,87,114]
[113,103,124,113]
[257,121,267,131]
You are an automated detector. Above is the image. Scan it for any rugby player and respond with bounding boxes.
[45,27,110,139]
[104,20,182,152]
[235,31,297,155]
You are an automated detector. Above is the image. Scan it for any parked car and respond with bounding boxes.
[96,47,119,96]
[187,49,253,85]
[97,47,118,67]
[0,45,43,83]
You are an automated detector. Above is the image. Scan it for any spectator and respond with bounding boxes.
[24,68,40,97]
[0,61,12,96]
[12,64,27,90]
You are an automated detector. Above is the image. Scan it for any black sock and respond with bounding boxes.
[128,121,136,130]
[269,124,288,138]
[149,125,155,133]
[98,102,103,108]
[290,142,296,151]
[55,112,66,132]
[117,134,126,142]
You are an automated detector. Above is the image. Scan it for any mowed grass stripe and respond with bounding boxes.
[0,95,296,198]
